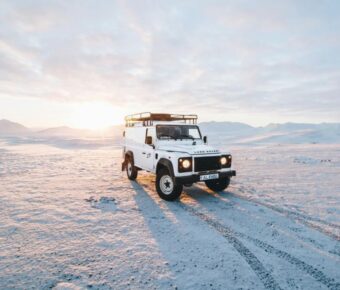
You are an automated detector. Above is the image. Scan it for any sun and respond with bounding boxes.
[69,101,125,130]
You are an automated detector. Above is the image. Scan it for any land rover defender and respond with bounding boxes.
[122,113,236,201]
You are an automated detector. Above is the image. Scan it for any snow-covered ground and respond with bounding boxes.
[0,141,339,289]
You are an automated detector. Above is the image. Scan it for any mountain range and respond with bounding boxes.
[1,119,340,145]
[198,121,340,144]
[0,119,30,135]
[0,119,123,137]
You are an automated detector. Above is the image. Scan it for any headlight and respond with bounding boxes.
[221,155,232,168]
[182,159,191,168]
[178,157,192,172]
[220,156,227,165]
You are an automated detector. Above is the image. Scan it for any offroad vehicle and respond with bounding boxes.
[122,113,236,201]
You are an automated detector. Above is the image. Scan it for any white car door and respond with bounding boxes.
[143,128,155,171]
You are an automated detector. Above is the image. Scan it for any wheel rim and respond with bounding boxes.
[159,175,174,195]
[127,162,132,176]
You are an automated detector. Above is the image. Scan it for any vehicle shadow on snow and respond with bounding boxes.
[129,179,187,287]
[129,177,237,288]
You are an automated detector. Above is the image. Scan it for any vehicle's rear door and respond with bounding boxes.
[127,127,145,168]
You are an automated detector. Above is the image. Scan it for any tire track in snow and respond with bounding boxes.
[236,185,340,229]
[177,203,282,290]
[229,186,340,241]
[244,235,340,290]
[178,203,340,290]
[195,183,340,241]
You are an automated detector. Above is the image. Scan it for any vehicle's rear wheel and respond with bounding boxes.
[205,177,230,192]
[156,168,183,201]
[126,157,138,180]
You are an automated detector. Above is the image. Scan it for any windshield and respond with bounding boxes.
[156,125,202,140]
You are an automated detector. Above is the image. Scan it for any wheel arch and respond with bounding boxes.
[125,150,134,161]
[122,150,134,171]
[156,158,175,177]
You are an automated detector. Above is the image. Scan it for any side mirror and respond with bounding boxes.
[203,136,207,144]
[146,136,153,145]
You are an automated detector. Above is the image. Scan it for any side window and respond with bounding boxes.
[145,128,155,144]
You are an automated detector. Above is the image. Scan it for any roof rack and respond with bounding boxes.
[125,112,198,127]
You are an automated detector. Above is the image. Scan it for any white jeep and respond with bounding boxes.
[122,113,236,201]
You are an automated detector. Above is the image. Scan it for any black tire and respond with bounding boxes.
[126,156,138,180]
[205,177,230,192]
[156,168,183,201]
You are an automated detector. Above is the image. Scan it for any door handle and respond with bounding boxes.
[142,152,146,154]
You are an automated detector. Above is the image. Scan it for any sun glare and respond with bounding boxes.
[69,102,125,130]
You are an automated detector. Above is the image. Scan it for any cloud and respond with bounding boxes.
[0,0,340,125]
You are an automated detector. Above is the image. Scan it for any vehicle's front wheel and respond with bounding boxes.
[126,157,138,180]
[156,169,183,201]
[205,177,230,192]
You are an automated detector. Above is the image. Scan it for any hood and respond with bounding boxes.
[157,143,220,155]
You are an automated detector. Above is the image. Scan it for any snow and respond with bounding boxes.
[229,144,340,226]
[0,139,339,289]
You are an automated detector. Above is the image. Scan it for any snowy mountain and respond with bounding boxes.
[245,123,340,144]
[199,121,257,136]
[0,119,31,136]
[200,121,340,145]
[1,119,339,145]
[263,122,340,133]
[37,126,94,137]
[37,125,124,138]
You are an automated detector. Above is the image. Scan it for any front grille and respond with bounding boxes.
[194,156,221,172]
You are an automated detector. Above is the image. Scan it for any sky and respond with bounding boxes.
[0,0,340,128]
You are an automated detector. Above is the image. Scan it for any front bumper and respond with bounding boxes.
[175,170,236,184]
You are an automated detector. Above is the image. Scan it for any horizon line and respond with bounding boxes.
[1,118,340,131]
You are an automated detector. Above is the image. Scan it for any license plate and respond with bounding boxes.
[200,173,219,181]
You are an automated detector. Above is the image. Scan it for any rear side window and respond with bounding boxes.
[145,128,156,143]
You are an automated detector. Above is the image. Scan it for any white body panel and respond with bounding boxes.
[123,122,234,178]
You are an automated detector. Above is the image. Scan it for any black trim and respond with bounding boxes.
[156,158,175,177]
[145,128,148,144]
[194,156,221,172]
[175,170,236,184]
